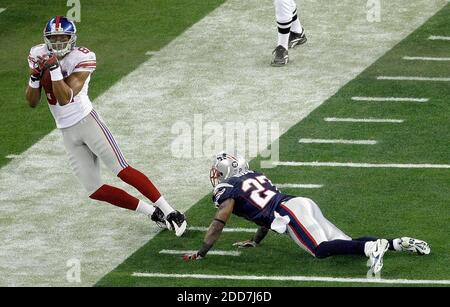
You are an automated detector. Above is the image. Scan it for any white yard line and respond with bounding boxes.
[1,0,447,286]
[377,76,450,82]
[403,56,450,61]
[273,161,450,169]
[351,96,429,102]
[159,249,240,256]
[324,118,403,123]
[131,272,450,285]
[299,138,377,145]
[275,183,323,189]
[428,35,450,41]
[0,8,6,14]
[188,227,258,233]
[5,154,20,159]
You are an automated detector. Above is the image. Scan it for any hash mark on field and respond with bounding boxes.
[377,76,450,82]
[275,183,323,189]
[5,155,20,159]
[403,56,450,61]
[189,227,257,233]
[159,249,240,256]
[324,118,403,123]
[351,97,429,102]
[273,161,450,169]
[299,138,377,145]
[145,51,158,56]
[428,35,450,41]
[131,273,450,285]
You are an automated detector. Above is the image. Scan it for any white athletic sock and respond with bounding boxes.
[291,18,303,34]
[154,196,175,217]
[136,200,156,216]
[278,32,290,50]
[392,238,402,251]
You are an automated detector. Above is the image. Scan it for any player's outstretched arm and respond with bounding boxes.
[233,226,269,248]
[183,199,235,261]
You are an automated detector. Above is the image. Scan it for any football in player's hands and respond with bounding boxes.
[232,240,257,248]
[40,69,52,92]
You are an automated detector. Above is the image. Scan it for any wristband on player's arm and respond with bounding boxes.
[197,242,213,258]
[50,67,64,81]
[29,75,41,88]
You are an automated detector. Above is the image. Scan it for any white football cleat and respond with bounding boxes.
[367,239,389,276]
[165,211,187,237]
[399,237,431,255]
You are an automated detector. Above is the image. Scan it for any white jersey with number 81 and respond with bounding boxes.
[28,44,97,128]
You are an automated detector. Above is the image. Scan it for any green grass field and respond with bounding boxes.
[0,0,448,287]
[95,4,450,286]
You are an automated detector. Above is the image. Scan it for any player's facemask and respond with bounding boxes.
[44,34,76,57]
[209,152,249,187]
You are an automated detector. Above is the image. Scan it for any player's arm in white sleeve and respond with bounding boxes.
[182,198,235,260]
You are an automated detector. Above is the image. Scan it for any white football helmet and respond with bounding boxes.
[210,151,249,187]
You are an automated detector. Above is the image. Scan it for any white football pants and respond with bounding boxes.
[278,197,351,255]
[60,109,129,195]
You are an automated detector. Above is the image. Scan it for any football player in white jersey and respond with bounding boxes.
[271,0,307,66]
[25,16,187,236]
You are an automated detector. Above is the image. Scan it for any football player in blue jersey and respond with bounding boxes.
[183,152,431,275]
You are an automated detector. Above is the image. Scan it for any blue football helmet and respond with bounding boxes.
[43,16,77,57]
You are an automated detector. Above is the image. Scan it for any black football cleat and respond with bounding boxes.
[288,30,307,49]
[271,45,289,67]
[150,207,167,229]
[165,210,187,237]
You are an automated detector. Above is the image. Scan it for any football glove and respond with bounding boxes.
[232,240,257,248]
[30,55,50,79]
[43,55,60,71]
[182,252,203,261]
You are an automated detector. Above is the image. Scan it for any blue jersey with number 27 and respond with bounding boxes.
[212,171,293,228]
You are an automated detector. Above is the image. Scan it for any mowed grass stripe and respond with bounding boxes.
[0,0,228,287]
